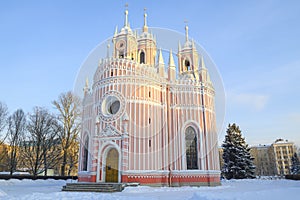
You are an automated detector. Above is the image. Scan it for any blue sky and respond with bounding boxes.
[0,0,299,146]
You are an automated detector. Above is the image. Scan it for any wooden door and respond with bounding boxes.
[105,148,119,182]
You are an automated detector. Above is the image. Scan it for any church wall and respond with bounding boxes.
[81,63,220,184]
[165,83,220,172]
[125,81,167,171]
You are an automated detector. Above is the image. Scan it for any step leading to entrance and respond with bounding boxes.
[62,182,125,192]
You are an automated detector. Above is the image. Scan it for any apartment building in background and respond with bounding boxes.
[219,139,296,176]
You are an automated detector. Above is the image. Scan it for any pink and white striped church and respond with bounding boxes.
[78,8,220,186]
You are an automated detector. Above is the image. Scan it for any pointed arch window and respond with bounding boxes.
[185,59,191,71]
[140,52,145,64]
[82,136,89,171]
[185,126,198,169]
[119,51,124,59]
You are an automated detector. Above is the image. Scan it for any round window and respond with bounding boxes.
[108,100,120,114]
[98,91,126,122]
[102,95,121,116]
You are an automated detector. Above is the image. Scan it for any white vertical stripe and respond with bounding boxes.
[143,83,146,170]
[134,80,137,170]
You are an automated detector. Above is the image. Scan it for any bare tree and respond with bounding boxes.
[67,139,79,175]
[7,109,26,175]
[0,102,8,136]
[0,144,9,171]
[52,91,81,176]
[43,120,63,176]
[20,107,62,176]
[0,102,8,164]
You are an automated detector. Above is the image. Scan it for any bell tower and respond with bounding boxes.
[178,24,199,75]
[112,5,138,61]
[137,8,157,66]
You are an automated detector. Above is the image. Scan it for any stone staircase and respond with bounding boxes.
[62,182,125,192]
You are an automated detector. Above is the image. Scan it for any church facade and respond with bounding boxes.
[78,9,220,186]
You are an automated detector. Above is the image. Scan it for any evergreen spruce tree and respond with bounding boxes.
[291,153,300,174]
[222,123,256,179]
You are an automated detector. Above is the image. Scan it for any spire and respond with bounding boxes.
[178,40,181,51]
[114,25,118,36]
[200,56,211,83]
[143,8,148,32]
[158,48,165,65]
[200,56,206,69]
[185,25,189,42]
[106,43,110,58]
[158,48,165,77]
[124,3,129,27]
[83,77,90,96]
[192,39,195,49]
[144,8,147,26]
[168,49,176,81]
[85,78,89,88]
[184,20,189,42]
[168,49,175,68]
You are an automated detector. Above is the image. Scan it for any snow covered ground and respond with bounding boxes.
[0,178,299,200]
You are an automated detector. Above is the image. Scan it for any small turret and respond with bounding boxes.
[199,56,212,83]
[106,43,110,58]
[158,49,164,65]
[157,48,165,77]
[83,77,90,97]
[168,49,175,67]
[168,49,176,81]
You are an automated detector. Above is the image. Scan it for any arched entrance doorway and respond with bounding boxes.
[105,148,119,182]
